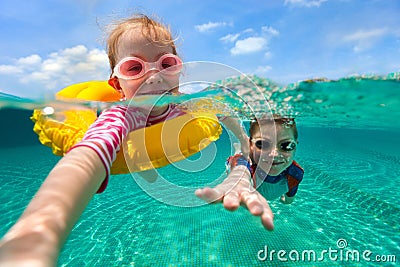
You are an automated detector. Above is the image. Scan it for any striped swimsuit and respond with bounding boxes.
[70,104,185,193]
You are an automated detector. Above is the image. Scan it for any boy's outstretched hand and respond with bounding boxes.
[195,165,274,231]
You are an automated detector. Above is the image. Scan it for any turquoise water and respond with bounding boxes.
[0,74,399,266]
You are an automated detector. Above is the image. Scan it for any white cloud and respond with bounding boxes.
[230,37,267,55]
[224,26,279,56]
[264,51,272,59]
[195,21,231,33]
[220,28,256,43]
[342,28,388,52]
[0,54,42,75]
[0,45,109,97]
[0,65,22,75]
[284,0,327,7]
[16,54,42,66]
[220,33,240,43]
[343,28,388,42]
[243,28,255,34]
[262,26,279,36]
[63,45,91,58]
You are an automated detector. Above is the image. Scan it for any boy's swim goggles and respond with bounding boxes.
[252,139,297,152]
[112,53,183,80]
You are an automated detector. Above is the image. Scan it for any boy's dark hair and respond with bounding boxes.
[249,117,298,140]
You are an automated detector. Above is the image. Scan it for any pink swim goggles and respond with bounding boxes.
[112,53,183,80]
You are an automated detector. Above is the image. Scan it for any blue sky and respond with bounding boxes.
[0,0,399,98]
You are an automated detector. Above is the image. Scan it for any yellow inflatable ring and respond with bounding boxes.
[31,81,222,174]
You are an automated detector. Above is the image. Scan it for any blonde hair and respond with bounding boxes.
[106,14,178,75]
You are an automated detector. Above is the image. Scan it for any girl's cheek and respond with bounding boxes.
[120,81,141,98]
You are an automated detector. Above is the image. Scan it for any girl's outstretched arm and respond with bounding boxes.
[0,147,106,267]
[0,105,143,266]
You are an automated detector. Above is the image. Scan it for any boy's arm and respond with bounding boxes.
[280,162,304,204]
[0,147,106,267]
[195,165,274,231]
